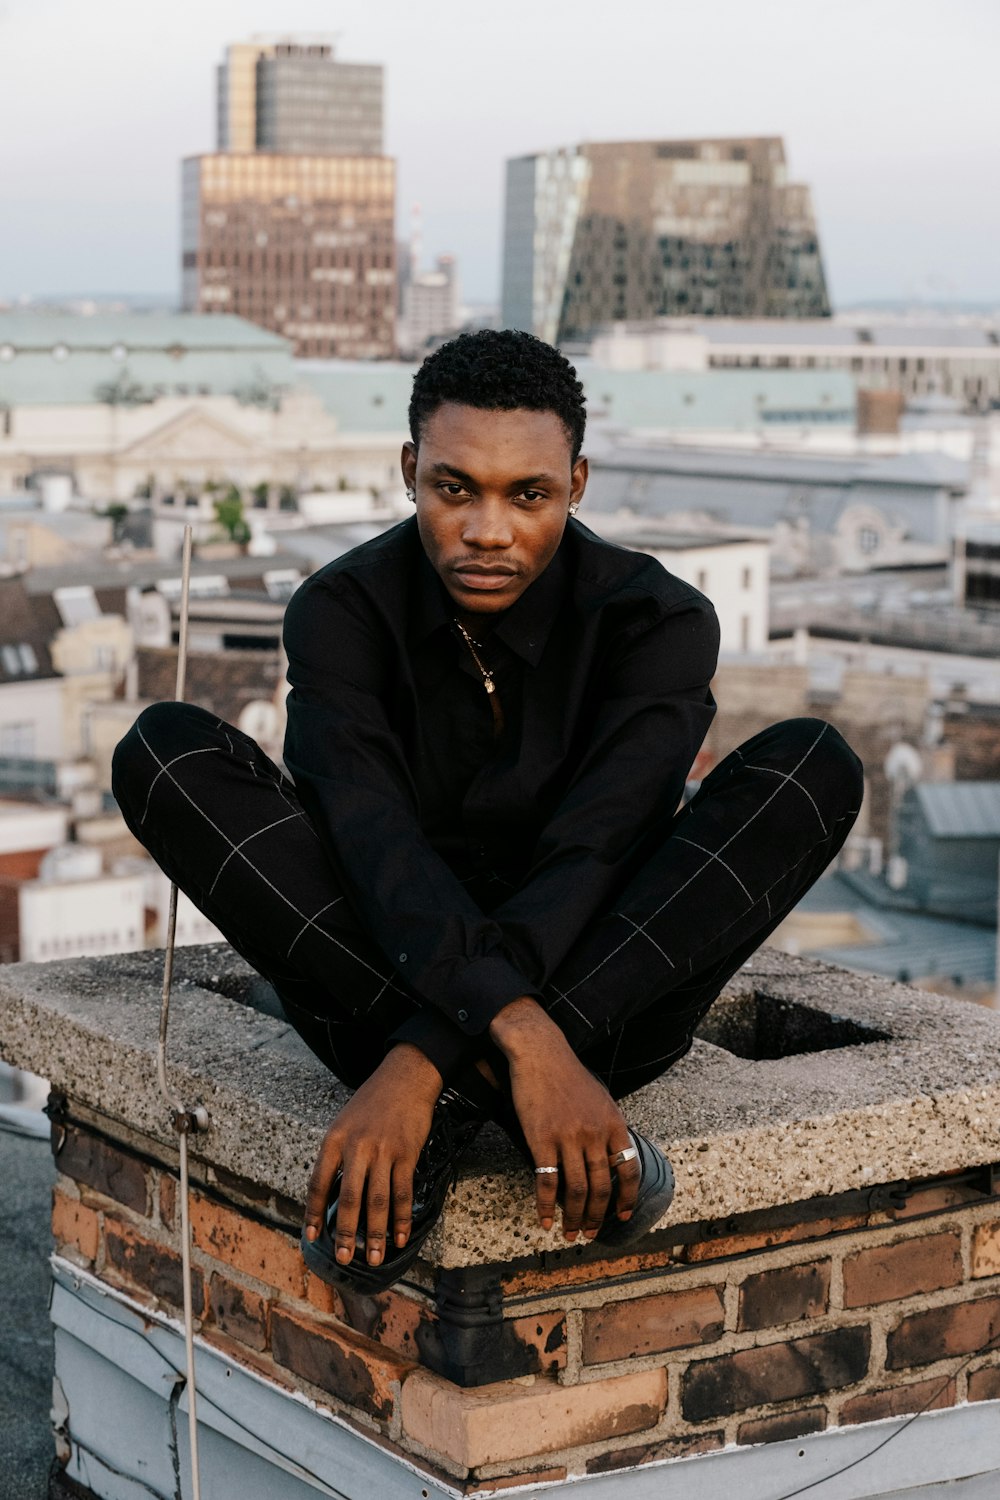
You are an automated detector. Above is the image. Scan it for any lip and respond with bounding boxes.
[451,565,519,592]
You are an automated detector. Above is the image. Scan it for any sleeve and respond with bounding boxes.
[281,577,538,1073]
[487,597,720,992]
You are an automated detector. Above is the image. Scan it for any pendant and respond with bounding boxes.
[485,680,495,694]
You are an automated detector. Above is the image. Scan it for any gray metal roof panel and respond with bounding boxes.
[914,782,1000,839]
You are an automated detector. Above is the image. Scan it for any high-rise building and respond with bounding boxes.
[397,255,461,357]
[216,39,383,156]
[502,138,830,345]
[184,38,395,359]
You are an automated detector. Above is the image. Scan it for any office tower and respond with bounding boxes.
[216,39,383,156]
[398,255,461,357]
[184,38,394,359]
[502,138,830,344]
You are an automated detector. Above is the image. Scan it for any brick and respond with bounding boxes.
[402,1367,666,1469]
[583,1284,725,1364]
[305,1273,345,1318]
[335,1282,436,1363]
[51,1190,99,1262]
[886,1295,1000,1370]
[892,1183,982,1220]
[466,1469,568,1494]
[211,1163,271,1205]
[968,1365,1000,1402]
[683,1326,871,1421]
[971,1221,1000,1279]
[737,1406,827,1445]
[509,1312,567,1374]
[842,1231,962,1308]
[159,1173,176,1231]
[738,1261,831,1331]
[104,1218,205,1314]
[684,1213,867,1264]
[208,1274,269,1352]
[839,1375,955,1425]
[188,1194,305,1297]
[57,1127,148,1214]
[500,1245,675,1296]
[271,1308,413,1421]
[586,1431,724,1473]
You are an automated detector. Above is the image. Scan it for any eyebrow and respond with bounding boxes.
[426,462,560,489]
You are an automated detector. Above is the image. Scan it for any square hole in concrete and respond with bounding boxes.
[695,993,891,1061]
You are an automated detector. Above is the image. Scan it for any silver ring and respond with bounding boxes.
[611,1146,639,1167]
[534,1165,559,1175]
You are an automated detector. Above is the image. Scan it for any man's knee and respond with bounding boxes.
[111,701,218,815]
[771,716,864,813]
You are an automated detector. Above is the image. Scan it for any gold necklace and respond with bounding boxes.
[453,620,495,694]
[453,619,505,735]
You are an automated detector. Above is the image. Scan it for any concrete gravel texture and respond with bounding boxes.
[0,1126,55,1498]
[1,946,1000,1269]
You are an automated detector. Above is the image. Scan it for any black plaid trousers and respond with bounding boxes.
[112,703,862,1101]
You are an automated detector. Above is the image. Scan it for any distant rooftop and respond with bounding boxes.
[0,313,295,407]
[608,317,1000,351]
[914,782,1000,839]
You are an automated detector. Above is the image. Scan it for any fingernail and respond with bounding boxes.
[564,1230,578,1242]
[305,1225,318,1242]
[584,1229,598,1240]
[541,1218,553,1231]
[369,1249,382,1266]
[336,1247,351,1264]
[618,1210,633,1221]
[396,1232,407,1248]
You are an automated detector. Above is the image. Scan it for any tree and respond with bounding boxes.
[213,489,251,545]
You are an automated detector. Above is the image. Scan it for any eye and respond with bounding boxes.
[517,490,545,504]
[437,481,468,497]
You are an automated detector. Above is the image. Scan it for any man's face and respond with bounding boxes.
[401,402,587,623]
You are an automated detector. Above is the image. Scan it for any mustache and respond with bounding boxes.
[449,558,522,575]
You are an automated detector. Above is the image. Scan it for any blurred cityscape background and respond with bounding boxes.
[1,0,999,1069]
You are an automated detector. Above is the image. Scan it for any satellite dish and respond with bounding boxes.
[239,700,279,744]
[884,742,923,786]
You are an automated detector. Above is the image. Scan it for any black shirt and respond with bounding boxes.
[282,515,720,1078]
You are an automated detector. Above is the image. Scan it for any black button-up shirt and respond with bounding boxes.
[282,515,720,1078]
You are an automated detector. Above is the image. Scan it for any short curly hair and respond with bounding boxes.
[408,329,587,461]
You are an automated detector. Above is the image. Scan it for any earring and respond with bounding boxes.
[406,487,415,502]
[569,503,579,516]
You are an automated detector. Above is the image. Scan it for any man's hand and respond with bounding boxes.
[304,1044,443,1267]
[489,997,640,1239]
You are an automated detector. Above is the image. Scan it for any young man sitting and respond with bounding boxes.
[112,330,862,1291]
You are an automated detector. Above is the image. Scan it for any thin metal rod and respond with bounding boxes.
[155,524,193,1115]
[179,1128,202,1500]
[152,524,203,1498]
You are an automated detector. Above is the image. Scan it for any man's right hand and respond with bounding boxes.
[304,1043,443,1267]
[489,997,641,1240]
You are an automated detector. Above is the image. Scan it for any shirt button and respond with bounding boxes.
[399,953,408,963]
[458,1009,469,1022]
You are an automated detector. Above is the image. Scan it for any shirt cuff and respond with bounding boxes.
[388,1010,479,1082]
[440,955,538,1035]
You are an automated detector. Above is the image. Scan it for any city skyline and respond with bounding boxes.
[0,0,998,308]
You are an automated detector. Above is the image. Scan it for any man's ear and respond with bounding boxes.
[401,441,418,497]
[569,455,589,510]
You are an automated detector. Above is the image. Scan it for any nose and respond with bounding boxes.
[461,497,514,551]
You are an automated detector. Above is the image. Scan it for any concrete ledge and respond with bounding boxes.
[2,947,1000,1267]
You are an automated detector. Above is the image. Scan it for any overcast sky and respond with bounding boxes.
[1,0,997,308]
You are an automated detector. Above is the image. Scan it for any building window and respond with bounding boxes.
[0,722,35,757]
[696,569,708,592]
[858,526,880,555]
[740,615,751,652]
[742,567,752,590]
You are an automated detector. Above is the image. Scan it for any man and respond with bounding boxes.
[112,330,862,1292]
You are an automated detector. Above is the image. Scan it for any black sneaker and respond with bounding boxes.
[594,1128,675,1247]
[301,1087,484,1292]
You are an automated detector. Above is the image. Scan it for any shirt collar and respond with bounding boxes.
[409,520,569,667]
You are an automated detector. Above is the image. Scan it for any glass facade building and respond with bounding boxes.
[189,38,393,358]
[502,138,831,345]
